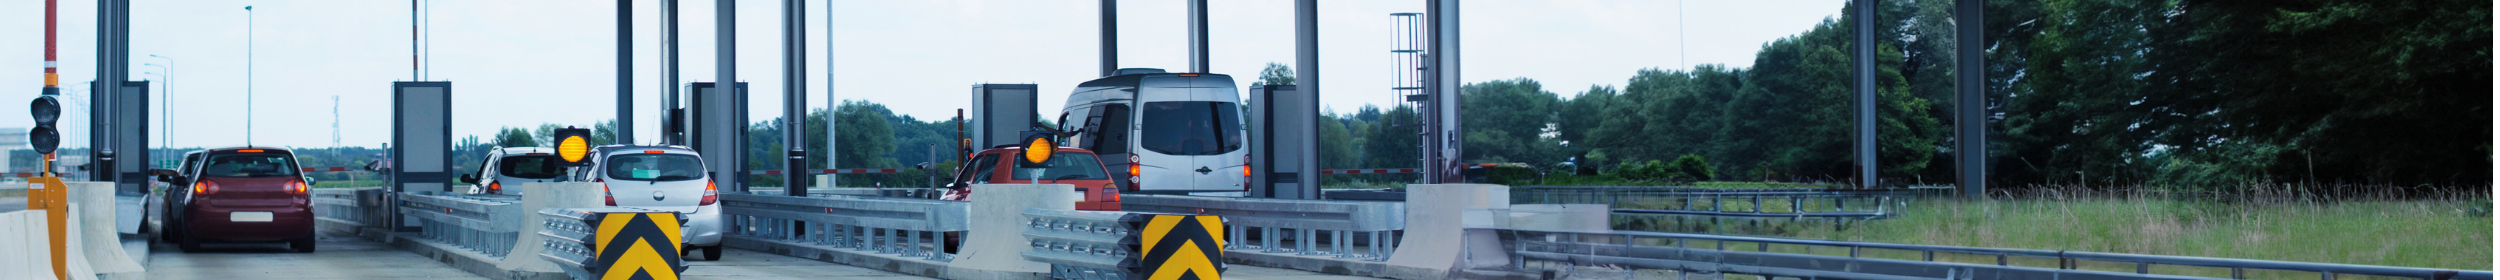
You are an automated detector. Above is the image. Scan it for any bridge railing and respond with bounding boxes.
[717,192,970,262]
[397,192,526,257]
[1119,194,1404,261]
[1499,228,2493,280]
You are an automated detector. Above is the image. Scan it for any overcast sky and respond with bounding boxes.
[0,0,1843,150]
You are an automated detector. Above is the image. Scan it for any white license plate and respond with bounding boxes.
[231,211,275,222]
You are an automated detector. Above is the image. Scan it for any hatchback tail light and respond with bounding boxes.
[1102,185,1121,202]
[487,182,502,194]
[193,181,219,195]
[699,180,719,206]
[286,180,309,195]
[602,183,617,206]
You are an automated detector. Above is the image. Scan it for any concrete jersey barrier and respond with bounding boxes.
[947,183,1075,275]
[499,183,604,273]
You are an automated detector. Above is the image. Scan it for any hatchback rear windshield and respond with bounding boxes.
[498,155,565,179]
[1011,152,1110,181]
[1139,101,1244,155]
[605,154,705,181]
[200,154,299,178]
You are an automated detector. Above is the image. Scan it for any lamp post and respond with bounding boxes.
[146,54,171,161]
[244,5,254,146]
[139,66,163,168]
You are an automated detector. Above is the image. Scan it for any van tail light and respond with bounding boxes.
[487,182,502,194]
[699,180,719,206]
[194,181,219,195]
[1243,155,1253,191]
[286,180,309,195]
[1126,159,1142,192]
[602,183,617,206]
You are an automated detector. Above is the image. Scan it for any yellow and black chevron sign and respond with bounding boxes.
[1138,215,1226,280]
[594,212,685,280]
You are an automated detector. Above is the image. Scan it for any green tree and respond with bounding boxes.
[494,127,536,148]
[1257,62,1295,86]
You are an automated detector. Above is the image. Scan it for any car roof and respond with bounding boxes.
[593,145,699,155]
[495,147,555,154]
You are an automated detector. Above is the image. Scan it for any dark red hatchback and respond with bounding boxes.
[155,147,316,252]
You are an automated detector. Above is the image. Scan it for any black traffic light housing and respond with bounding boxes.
[1015,130,1056,169]
[29,95,60,155]
[551,127,594,166]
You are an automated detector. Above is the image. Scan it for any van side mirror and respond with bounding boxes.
[304,177,318,186]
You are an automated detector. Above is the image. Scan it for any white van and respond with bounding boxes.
[1059,68,1249,195]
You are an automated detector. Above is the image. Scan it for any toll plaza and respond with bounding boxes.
[3,0,2491,280]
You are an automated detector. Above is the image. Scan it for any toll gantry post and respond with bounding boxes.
[97,81,149,234]
[392,81,454,231]
[690,82,749,192]
[969,84,1038,150]
[1249,84,1319,199]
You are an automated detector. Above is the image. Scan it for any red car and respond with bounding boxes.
[941,146,1121,211]
[154,147,317,252]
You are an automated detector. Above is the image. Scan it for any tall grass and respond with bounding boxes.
[1775,186,2493,271]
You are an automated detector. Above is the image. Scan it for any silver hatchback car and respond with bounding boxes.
[569,145,725,260]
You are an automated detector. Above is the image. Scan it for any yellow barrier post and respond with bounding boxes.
[592,212,684,280]
[1137,214,1226,280]
[28,176,68,280]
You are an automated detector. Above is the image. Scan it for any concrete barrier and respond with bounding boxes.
[947,183,1075,277]
[2,210,101,280]
[499,183,603,273]
[1382,184,1509,279]
[68,181,142,274]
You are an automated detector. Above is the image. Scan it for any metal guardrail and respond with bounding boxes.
[1019,208,1141,280]
[311,187,387,226]
[1514,186,1913,220]
[1119,194,1404,261]
[1499,228,2494,280]
[398,192,526,257]
[539,207,690,280]
[717,192,970,262]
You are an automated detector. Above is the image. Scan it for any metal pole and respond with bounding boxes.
[1186,0,1208,73]
[1293,0,1321,198]
[662,0,679,145]
[835,0,845,190]
[616,0,635,144]
[1099,0,1116,77]
[716,0,738,191]
[1423,0,1462,184]
[246,6,254,146]
[782,0,807,198]
[1851,0,1878,188]
[1953,0,1987,199]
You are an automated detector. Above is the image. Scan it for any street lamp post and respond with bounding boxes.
[140,65,164,168]
[147,54,171,161]
[244,6,254,146]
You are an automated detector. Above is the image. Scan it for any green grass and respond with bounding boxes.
[1610,188,2492,277]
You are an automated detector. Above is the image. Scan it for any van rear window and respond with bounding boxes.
[1139,101,1244,155]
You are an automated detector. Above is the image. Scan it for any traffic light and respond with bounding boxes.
[28,95,60,155]
[552,127,593,166]
[1017,131,1055,168]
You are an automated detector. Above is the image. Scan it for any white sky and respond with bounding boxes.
[0,0,1843,149]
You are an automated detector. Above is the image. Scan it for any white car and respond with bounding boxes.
[460,147,567,195]
[568,145,725,260]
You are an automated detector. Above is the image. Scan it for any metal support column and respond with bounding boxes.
[93,0,128,183]
[1099,0,1117,77]
[1954,0,1987,199]
[616,0,635,145]
[781,0,808,198]
[662,0,681,145]
[1187,0,1209,73]
[1423,0,1463,184]
[715,0,741,191]
[1851,0,1880,188]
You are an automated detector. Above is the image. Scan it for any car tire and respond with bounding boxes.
[291,237,316,253]
[701,244,723,261]
[177,230,202,252]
